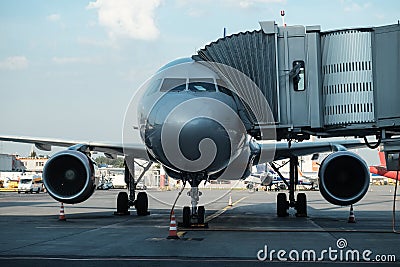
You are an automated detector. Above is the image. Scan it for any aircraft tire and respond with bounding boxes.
[277,193,288,217]
[296,193,307,217]
[183,206,191,227]
[117,192,129,214]
[136,192,149,216]
[198,206,205,224]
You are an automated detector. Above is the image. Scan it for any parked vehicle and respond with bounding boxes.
[97,179,113,190]
[136,182,147,190]
[18,175,43,194]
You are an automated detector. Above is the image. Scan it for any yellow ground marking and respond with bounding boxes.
[205,196,248,223]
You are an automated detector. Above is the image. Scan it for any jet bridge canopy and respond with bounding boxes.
[193,22,400,141]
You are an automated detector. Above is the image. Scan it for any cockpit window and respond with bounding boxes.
[160,78,186,92]
[188,78,216,92]
[145,78,162,96]
[216,79,233,96]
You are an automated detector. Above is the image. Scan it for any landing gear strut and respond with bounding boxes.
[180,174,207,228]
[271,156,307,217]
[114,158,152,216]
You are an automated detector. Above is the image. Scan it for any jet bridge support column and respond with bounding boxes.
[289,156,298,207]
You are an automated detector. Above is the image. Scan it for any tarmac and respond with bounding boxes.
[0,185,399,266]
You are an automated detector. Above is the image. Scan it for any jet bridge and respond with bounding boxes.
[193,22,400,165]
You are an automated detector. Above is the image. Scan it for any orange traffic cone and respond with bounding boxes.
[59,202,66,221]
[228,195,233,206]
[167,210,179,239]
[348,205,356,223]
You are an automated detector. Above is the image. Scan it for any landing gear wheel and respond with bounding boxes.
[136,192,149,216]
[295,193,307,217]
[182,206,191,227]
[277,193,289,217]
[115,192,130,215]
[197,206,205,224]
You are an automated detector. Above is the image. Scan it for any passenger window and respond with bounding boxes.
[160,78,186,92]
[188,78,216,92]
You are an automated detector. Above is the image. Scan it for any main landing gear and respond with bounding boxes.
[180,174,207,228]
[271,156,307,218]
[115,158,152,216]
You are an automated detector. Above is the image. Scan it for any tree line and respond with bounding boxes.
[94,156,124,168]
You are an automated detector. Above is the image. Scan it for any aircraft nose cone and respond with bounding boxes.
[175,117,231,173]
[144,95,247,174]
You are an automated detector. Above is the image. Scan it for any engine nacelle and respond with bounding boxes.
[43,150,96,204]
[319,151,369,206]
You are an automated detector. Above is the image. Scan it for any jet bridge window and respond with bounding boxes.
[160,78,186,92]
[291,61,306,91]
[188,78,216,92]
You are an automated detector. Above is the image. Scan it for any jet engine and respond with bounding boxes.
[43,150,96,204]
[318,151,369,206]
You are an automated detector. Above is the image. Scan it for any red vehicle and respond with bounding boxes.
[369,151,400,181]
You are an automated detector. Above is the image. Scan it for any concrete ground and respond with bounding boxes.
[0,185,399,266]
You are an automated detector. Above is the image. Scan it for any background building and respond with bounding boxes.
[0,154,25,172]
[18,156,48,172]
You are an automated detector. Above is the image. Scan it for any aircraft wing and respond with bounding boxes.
[0,135,149,160]
[0,135,368,164]
[259,139,369,162]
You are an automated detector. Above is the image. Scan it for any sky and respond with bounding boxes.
[0,0,398,162]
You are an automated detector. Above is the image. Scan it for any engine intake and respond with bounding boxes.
[43,150,96,204]
[319,151,369,206]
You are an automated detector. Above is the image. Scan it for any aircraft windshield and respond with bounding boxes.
[159,78,217,92]
[216,79,233,96]
[145,78,162,96]
[188,78,216,92]
[160,78,186,92]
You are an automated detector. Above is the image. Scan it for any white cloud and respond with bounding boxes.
[46,13,61,22]
[52,57,98,65]
[374,13,385,20]
[0,56,29,70]
[77,37,116,48]
[87,0,161,41]
[341,0,371,12]
[231,0,285,8]
[187,8,207,18]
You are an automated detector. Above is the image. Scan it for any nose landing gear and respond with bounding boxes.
[180,174,208,228]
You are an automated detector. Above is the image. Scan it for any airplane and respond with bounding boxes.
[243,163,281,191]
[244,163,318,192]
[369,150,400,181]
[0,57,373,225]
[244,163,290,191]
